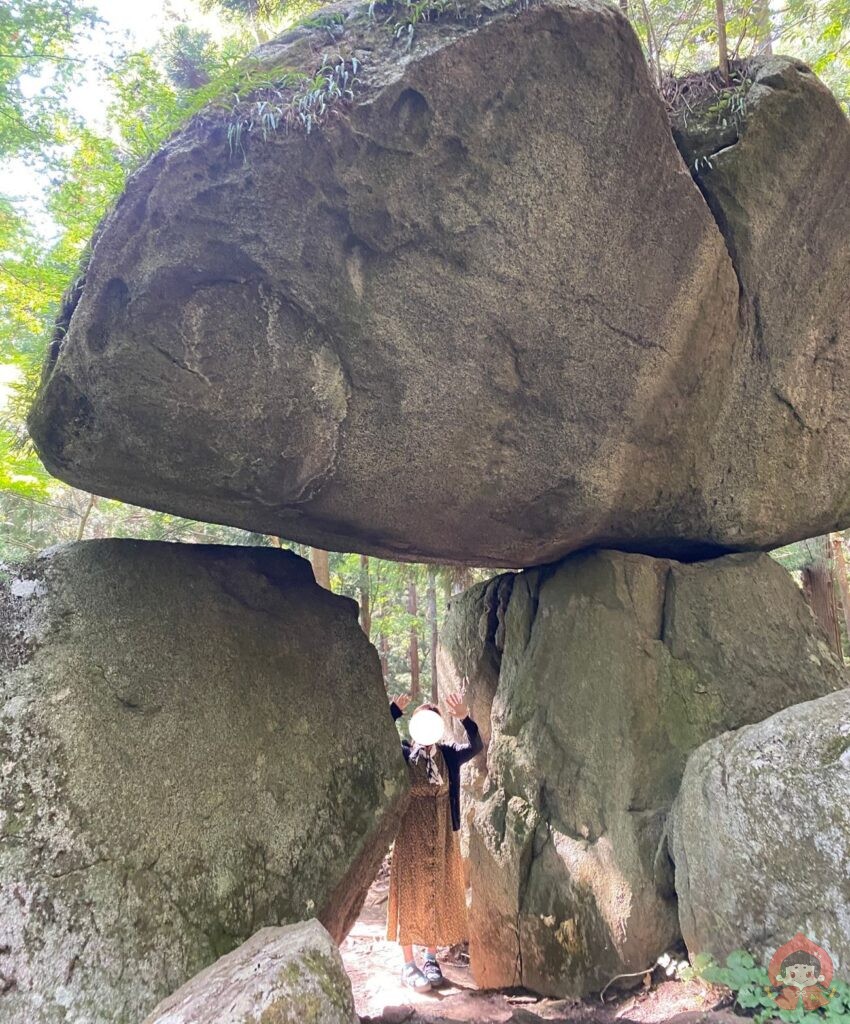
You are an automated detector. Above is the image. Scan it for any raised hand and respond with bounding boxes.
[391,693,412,712]
[445,692,470,719]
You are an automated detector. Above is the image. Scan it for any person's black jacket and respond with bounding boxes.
[390,701,483,832]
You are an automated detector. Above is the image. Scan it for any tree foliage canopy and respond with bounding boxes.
[633,0,849,103]
[0,0,99,161]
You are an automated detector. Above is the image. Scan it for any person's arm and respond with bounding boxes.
[441,692,484,766]
[390,694,412,761]
[390,693,411,720]
[452,714,484,766]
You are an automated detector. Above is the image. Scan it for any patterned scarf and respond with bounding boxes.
[409,743,444,786]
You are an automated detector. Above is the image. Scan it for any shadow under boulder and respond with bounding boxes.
[0,539,408,1023]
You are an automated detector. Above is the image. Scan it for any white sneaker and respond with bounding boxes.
[400,963,432,990]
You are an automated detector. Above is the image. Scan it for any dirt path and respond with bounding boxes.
[340,876,745,1024]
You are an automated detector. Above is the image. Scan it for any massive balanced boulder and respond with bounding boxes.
[439,549,845,998]
[27,0,850,566]
[0,540,408,1023]
[670,689,850,972]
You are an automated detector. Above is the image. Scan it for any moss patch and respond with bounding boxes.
[821,733,850,765]
[301,948,354,1012]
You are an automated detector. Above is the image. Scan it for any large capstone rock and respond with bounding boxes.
[26,2,850,566]
[142,920,358,1024]
[440,550,845,998]
[669,689,850,971]
[0,540,408,1024]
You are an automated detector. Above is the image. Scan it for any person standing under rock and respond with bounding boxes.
[387,692,483,990]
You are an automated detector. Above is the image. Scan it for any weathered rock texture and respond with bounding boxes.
[142,920,359,1024]
[0,540,408,1024]
[26,1,850,566]
[669,689,850,973]
[670,56,850,559]
[438,550,845,998]
[437,574,511,863]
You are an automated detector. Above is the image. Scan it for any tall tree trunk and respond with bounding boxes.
[801,535,843,660]
[379,634,390,681]
[427,566,439,702]
[753,0,773,54]
[443,572,452,607]
[451,566,474,596]
[76,493,96,541]
[407,576,420,699]
[715,0,730,83]
[311,548,330,590]
[359,554,371,639]
[638,0,662,90]
[830,533,850,653]
[248,13,269,44]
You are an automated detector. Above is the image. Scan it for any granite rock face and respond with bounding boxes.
[0,540,408,1023]
[437,574,511,863]
[27,2,850,565]
[670,56,850,563]
[669,689,850,972]
[439,549,845,997]
[142,920,359,1024]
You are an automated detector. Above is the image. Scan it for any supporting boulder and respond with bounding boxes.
[440,549,844,997]
[437,574,511,862]
[142,920,358,1024]
[0,540,408,1023]
[669,689,850,971]
[26,1,850,566]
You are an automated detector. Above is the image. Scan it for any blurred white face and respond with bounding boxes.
[410,709,444,745]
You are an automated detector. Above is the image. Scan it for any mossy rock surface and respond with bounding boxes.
[440,548,846,998]
[670,689,850,971]
[141,920,358,1024]
[0,540,408,1023]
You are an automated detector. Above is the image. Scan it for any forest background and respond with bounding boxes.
[2,0,849,694]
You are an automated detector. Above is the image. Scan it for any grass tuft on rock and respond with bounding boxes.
[663,59,759,172]
[222,54,360,156]
[661,58,758,122]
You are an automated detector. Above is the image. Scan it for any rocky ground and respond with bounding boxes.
[341,873,748,1024]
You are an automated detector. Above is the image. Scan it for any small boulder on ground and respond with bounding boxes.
[142,919,358,1023]
[0,539,408,1023]
[669,688,850,971]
